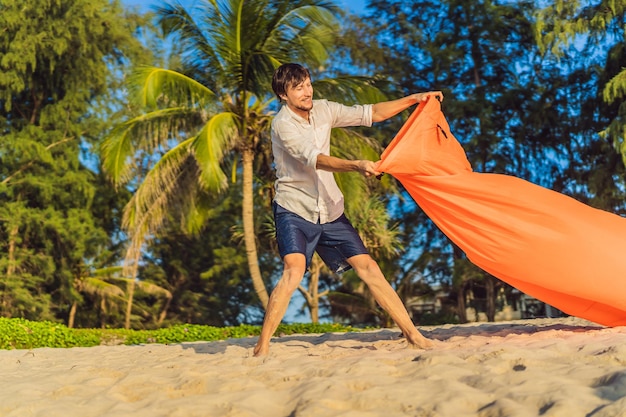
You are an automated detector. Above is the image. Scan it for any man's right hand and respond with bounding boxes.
[358,160,380,178]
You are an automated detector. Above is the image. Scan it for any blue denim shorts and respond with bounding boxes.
[273,203,368,274]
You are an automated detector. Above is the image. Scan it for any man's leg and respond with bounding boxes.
[253,253,307,356]
[348,254,433,349]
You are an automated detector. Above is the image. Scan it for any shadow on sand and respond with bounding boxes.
[181,318,605,355]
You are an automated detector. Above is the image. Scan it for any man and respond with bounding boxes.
[253,63,440,356]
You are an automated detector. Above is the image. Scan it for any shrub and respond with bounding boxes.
[0,318,368,350]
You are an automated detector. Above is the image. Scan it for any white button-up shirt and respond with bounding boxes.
[271,99,373,224]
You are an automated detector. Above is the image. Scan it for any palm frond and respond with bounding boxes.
[122,124,235,267]
[335,171,368,204]
[101,107,203,186]
[155,1,223,72]
[285,4,340,65]
[178,189,221,235]
[100,121,135,187]
[90,266,124,277]
[191,111,238,191]
[123,137,196,235]
[346,196,403,259]
[331,127,382,161]
[135,280,173,299]
[128,66,217,109]
[314,76,388,105]
[263,2,340,68]
[82,277,126,298]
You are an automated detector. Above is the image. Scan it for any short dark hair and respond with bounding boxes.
[272,63,311,102]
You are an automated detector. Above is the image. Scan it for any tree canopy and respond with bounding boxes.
[0,0,150,323]
[1,0,624,328]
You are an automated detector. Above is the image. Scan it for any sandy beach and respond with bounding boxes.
[2,317,626,417]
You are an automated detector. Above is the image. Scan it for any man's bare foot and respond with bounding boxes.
[405,332,435,349]
[253,344,268,357]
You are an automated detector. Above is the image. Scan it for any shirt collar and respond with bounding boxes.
[284,102,313,124]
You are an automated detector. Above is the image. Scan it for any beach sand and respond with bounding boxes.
[2,317,626,417]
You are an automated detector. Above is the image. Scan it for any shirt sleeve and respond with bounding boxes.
[326,100,373,128]
[272,120,321,169]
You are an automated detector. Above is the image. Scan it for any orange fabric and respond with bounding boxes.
[376,96,626,327]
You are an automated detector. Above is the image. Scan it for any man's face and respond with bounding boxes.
[281,77,313,115]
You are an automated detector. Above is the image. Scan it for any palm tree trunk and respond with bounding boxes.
[68,301,77,328]
[125,279,135,329]
[100,298,107,329]
[6,224,17,277]
[485,275,496,322]
[297,255,325,323]
[242,149,269,308]
[1,223,19,316]
[308,260,321,323]
[157,294,172,325]
[457,282,468,323]
[122,250,140,329]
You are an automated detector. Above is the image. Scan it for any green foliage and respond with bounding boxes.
[101,0,400,319]
[534,0,626,56]
[0,318,101,349]
[101,0,344,212]
[275,322,369,335]
[0,318,366,350]
[0,0,151,322]
[133,179,278,327]
[3,0,624,330]
[331,0,626,324]
[535,0,626,179]
[101,2,350,310]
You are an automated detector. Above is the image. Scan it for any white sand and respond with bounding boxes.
[2,317,626,417]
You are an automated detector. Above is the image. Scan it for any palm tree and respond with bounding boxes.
[69,266,172,328]
[102,0,342,312]
[101,0,393,318]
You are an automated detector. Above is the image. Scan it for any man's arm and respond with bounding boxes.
[315,92,442,177]
[316,154,379,177]
[372,91,443,122]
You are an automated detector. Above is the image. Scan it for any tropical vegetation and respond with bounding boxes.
[0,317,366,349]
[0,0,624,337]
